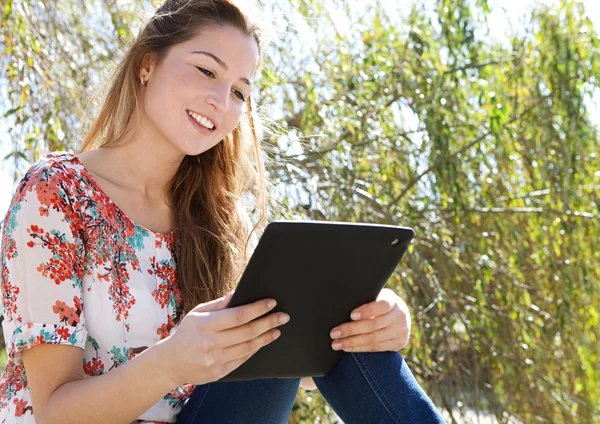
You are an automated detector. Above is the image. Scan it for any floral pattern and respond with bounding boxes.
[0,152,193,423]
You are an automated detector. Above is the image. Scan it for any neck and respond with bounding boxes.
[100,118,185,204]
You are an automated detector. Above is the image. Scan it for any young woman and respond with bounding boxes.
[0,0,446,422]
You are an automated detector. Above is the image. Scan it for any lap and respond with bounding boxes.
[176,376,301,424]
[176,351,445,424]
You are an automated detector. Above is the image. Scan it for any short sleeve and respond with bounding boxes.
[0,159,87,365]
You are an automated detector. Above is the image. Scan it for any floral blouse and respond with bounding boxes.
[0,152,195,423]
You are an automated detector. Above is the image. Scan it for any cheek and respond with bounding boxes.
[179,67,201,91]
[225,101,246,130]
[145,69,196,128]
[224,111,244,134]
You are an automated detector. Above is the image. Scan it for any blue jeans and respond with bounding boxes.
[176,351,446,423]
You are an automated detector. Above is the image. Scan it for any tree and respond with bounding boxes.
[1,0,599,422]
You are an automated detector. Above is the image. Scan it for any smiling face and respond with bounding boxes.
[139,25,259,156]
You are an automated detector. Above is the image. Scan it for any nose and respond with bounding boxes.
[206,83,229,113]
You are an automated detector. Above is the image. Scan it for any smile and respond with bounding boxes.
[187,109,216,130]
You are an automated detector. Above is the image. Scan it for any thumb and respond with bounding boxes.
[191,290,235,313]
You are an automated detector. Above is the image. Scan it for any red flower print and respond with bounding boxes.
[83,358,105,377]
[4,237,16,260]
[96,242,139,323]
[57,327,71,340]
[26,240,35,248]
[64,308,80,326]
[73,295,83,313]
[52,299,80,325]
[157,323,170,340]
[167,314,176,329]
[36,179,58,207]
[1,265,20,320]
[13,398,28,417]
[124,221,136,238]
[26,221,84,286]
[0,361,28,401]
[52,300,68,319]
[149,256,181,310]
[31,335,46,347]
[168,383,195,403]
[156,315,177,340]
[39,206,49,217]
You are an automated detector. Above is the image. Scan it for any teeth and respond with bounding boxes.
[187,110,215,129]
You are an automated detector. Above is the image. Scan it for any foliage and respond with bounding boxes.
[1,0,599,422]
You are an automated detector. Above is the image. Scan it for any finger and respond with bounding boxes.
[223,327,281,362]
[331,325,398,351]
[330,313,392,340]
[220,349,257,379]
[211,298,277,331]
[191,290,235,313]
[350,289,397,321]
[220,311,290,346]
[349,326,409,351]
[342,338,401,353]
[223,290,235,307]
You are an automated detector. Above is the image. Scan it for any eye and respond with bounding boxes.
[196,66,245,101]
[196,67,214,78]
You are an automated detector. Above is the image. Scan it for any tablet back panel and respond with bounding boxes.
[218,221,414,382]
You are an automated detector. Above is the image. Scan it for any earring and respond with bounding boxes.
[140,76,147,86]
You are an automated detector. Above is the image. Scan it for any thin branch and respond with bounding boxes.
[431,206,599,219]
[389,76,579,208]
[443,60,506,75]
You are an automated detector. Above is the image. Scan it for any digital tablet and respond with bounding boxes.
[217,220,415,382]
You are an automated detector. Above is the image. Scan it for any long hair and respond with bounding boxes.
[78,0,272,315]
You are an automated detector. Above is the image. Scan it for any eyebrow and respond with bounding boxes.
[191,50,252,87]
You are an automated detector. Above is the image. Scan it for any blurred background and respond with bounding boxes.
[1,0,599,423]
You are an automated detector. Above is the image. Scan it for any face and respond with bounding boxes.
[140,25,259,156]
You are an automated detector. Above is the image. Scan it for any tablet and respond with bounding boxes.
[217,220,415,382]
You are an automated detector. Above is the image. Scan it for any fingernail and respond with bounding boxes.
[332,341,342,350]
[351,311,361,320]
[268,300,277,309]
[272,330,281,340]
[330,330,341,338]
[279,314,290,324]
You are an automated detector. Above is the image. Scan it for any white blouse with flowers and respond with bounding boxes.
[0,152,198,423]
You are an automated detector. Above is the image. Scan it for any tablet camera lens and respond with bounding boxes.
[391,238,399,246]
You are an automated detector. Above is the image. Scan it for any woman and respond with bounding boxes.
[0,0,446,423]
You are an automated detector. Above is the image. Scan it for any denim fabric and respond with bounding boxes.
[176,351,446,424]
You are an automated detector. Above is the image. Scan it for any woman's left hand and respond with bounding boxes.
[329,288,411,352]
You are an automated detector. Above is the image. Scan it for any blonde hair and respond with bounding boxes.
[79,0,272,315]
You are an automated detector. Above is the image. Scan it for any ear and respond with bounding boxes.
[138,52,158,80]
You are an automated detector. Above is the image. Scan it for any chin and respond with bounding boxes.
[177,139,221,157]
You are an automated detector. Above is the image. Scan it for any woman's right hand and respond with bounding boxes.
[158,291,290,387]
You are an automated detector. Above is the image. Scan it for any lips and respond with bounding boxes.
[188,113,215,134]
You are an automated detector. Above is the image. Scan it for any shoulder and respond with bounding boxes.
[22,151,79,185]
[4,152,84,232]
[12,151,81,204]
